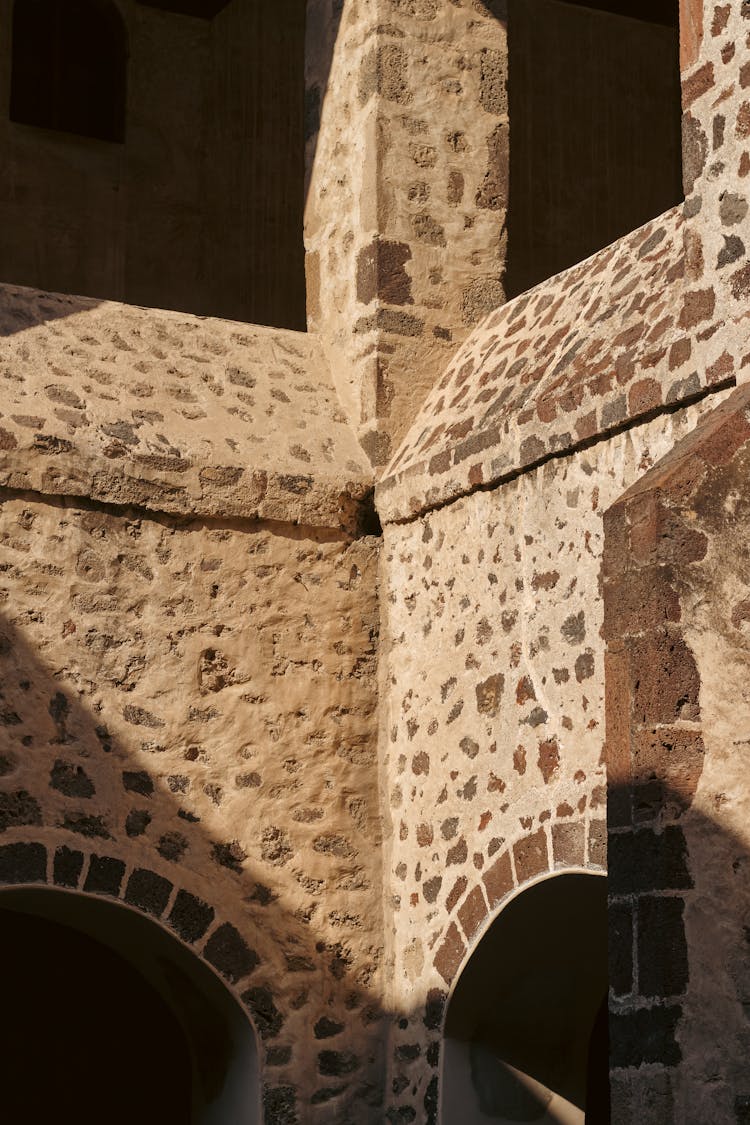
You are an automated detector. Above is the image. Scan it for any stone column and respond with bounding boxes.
[680,0,750,383]
[305,0,509,466]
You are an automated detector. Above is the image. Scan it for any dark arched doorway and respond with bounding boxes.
[441,872,609,1124]
[0,887,260,1124]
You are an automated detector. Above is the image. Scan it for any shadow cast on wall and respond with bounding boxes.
[1,562,745,1125]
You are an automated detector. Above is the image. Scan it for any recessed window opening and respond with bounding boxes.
[10,0,127,143]
[441,873,609,1124]
[505,0,682,299]
[0,888,260,1125]
[2,0,306,330]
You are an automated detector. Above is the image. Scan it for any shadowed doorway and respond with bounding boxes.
[0,887,260,1124]
[441,873,609,1124]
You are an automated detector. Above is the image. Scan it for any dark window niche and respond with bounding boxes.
[2,0,307,331]
[505,0,683,299]
[136,0,232,16]
[10,0,127,143]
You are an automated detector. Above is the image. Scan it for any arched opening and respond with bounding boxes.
[0,887,260,1124]
[505,0,682,299]
[10,0,127,143]
[441,873,609,1124]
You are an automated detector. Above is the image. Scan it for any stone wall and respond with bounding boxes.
[0,491,384,1123]
[680,0,750,360]
[603,383,750,1124]
[376,391,730,1123]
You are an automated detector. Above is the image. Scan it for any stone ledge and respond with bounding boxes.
[0,284,373,532]
[376,205,747,524]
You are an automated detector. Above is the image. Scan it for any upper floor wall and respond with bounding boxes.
[0,0,306,329]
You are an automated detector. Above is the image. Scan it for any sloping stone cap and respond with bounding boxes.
[0,285,373,532]
[377,206,715,523]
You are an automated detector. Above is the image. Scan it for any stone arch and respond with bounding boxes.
[0,838,269,1123]
[432,820,606,991]
[10,0,128,142]
[437,869,608,1125]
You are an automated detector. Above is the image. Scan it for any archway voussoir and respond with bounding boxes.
[433,921,466,987]
[0,841,47,884]
[53,844,84,889]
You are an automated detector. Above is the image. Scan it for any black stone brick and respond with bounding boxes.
[84,854,125,897]
[263,1085,297,1125]
[243,986,283,1039]
[53,845,83,888]
[318,1049,359,1077]
[122,770,154,797]
[736,1095,750,1124]
[266,1046,292,1067]
[610,1005,682,1068]
[311,1086,346,1104]
[168,889,214,943]
[0,842,46,884]
[638,896,689,998]
[609,901,634,997]
[425,1074,439,1125]
[204,922,259,983]
[608,826,692,897]
[124,867,172,916]
[313,1016,343,1039]
[424,988,447,1031]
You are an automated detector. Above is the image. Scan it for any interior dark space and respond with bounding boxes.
[505,0,682,299]
[1,0,306,330]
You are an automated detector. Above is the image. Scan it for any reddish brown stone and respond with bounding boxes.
[537,738,560,784]
[603,566,680,639]
[682,60,714,107]
[482,850,513,908]
[706,350,734,385]
[679,0,706,67]
[458,885,488,941]
[552,821,585,867]
[516,675,536,704]
[513,827,549,884]
[631,726,705,819]
[475,673,504,716]
[668,337,691,370]
[434,922,466,985]
[628,378,662,415]
[678,286,715,329]
[446,876,468,913]
[630,629,700,725]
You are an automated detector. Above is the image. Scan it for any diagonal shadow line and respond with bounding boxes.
[0,485,388,1118]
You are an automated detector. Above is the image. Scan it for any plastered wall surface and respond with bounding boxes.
[0,490,384,1122]
[377,392,731,1123]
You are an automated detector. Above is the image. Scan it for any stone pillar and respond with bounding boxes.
[680,0,750,382]
[603,384,750,1124]
[305,0,509,466]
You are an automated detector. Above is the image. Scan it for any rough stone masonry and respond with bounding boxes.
[0,1,748,1123]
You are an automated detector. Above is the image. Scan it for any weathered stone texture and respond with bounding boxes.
[0,491,383,1121]
[305,0,509,465]
[0,284,373,531]
[604,384,750,1123]
[377,394,728,1121]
